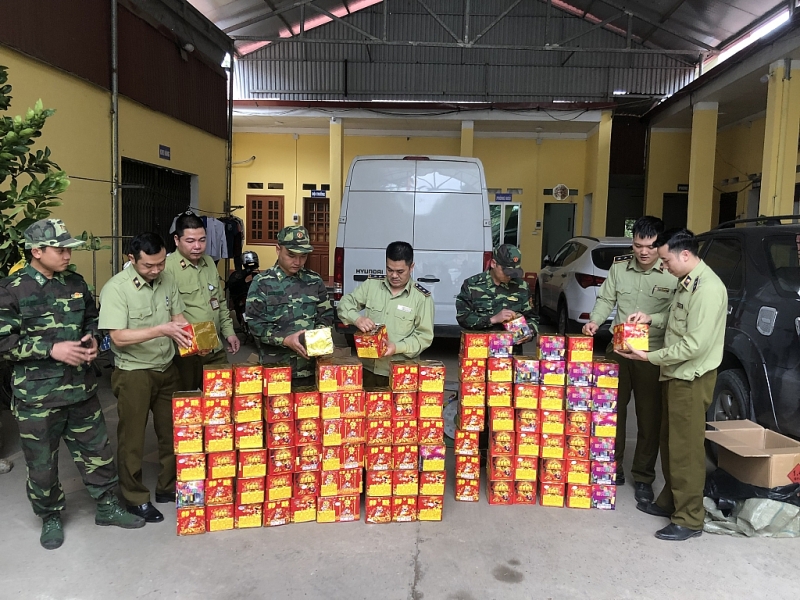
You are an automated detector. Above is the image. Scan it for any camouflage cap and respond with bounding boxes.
[493,244,523,278]
[24,218,85,250]
[277,225,313,254]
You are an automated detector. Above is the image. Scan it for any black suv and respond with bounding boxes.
[697,216,800,439]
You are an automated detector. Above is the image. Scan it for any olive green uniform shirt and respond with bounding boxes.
[588,255,677,351]
[337,276,435,377]
[647,260,727,381]
[164,252,234,352]
[98,267,185,372]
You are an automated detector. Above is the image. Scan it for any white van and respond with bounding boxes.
[333,155,493,336]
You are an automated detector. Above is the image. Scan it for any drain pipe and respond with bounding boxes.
[111,0,120,273]
[225,52,234,215]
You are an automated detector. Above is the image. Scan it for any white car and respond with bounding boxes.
[535,236,633,335]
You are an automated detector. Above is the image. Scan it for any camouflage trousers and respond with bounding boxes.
[12,395,117,517]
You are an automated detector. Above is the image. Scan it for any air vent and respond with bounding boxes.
[569,189,578,196]
[321,184,331,191]
[267,182,284,189]
[302,183,317,191]
[247,182,264,189]
[487,188,502,195]
[507,188,523,195]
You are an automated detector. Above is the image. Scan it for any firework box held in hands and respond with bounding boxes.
[459,357,486,382]
[567,459,591,485]
[592,388,619,412]
[592,484,616,509]
[419,444,446,471]
[567,362,593,387]
[540,361,566,386]
[303,327,334,357]
[418,392,444,418]
[176,323,199,358]
[513,357,539,384]
[540,482,565,507]
[234,503,262,529]
[294,388,321,419]
[454,430,479,456]
[176,453,205,482]
[233,394,262,423]
[613,322,649,352]
[515,481,537,504]
[490,430,515,455]
[590,436,615,461]
[179,321,218,357]
[354,324,388,359]
[515,455,538,481]
[239,449,268,478]
[173,393,203,426]
[455,455,480,479]
[291,496,317,523]
[202,397,231,425]
[205,424,234,453]
[418,495,444,521]
[567,484,592,509]
[177,507,206,535]
[205,478,234,505]
[517,431,540,456]
[488,332,514,357]
[393,445,419,471]
[592,412,618,438]
[418,360,445,392]
[207,451,236,479]
[390,361,419,391]
[264,394,292,423]
[488,480,514,505]
[460,382,486,407]
[593,360,620,388]
[366,498,393,524]
[236,477,266,505]
[455,478,480,502]
[263,365,292,395]
[566,386,592,411]
[487,382,512,407]
[539,385,565,410]
[420,471,446,496]
[537,335,566,360]
[591,461,617,485]
[567,335,594,362]
[206,504,234,532]
[460,332,489,359]
[234,364,263,395]
[365,389,392,419]
[514,384,539,409]
[503,314,533,344]
[203,366,232,398]
[174,425,203,454]
[263,499,291,527]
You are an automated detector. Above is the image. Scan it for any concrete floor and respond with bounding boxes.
[1,332,798,599]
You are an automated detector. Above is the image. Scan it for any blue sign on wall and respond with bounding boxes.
[311,190,327,198]
[159,145,171,160]
[495,193,512,202]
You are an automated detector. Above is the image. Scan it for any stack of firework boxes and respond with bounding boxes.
[364,360,447,523]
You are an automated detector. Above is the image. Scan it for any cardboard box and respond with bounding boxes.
[567,484,592,509]
[592,411,618,438]
[332,496,360,522]
[566,362,593,387]
[294,389,321,419]
[173,393,203,426]
[514,480,537,504]
[393,445,419,471]
[295,443,321,472]
[234,503,262,529]
[460,332,489,359]
[320,470,340,497]
[234,421,264,450]
[504,314,533,345]
[488,332,514,358]
[392,419,419,445]
[539,386,565,411]
[540,458,565,483]
[567,459,591,485]
[321,446,341,472]
[205,503,234,532]
[204,424,234,453]
[419,444,446,472]
[203,366,232,398]
[239,449,268,478]
[343,417,366,444]
[539,482,565,507]
[590,436,615,462]
[537,335,566,361]
[540,410,566,435]
[418,360,446,392]
[514,384,539,410]
[263,499,291,527]
[365,470,393,497]
[486,382,513,407]
[365,497,393,524]
[173,425,203,454]
[566,386,593,412]
[459,357,487,382]
[234,363,263,395]
[455,455,481,479]
[263,394,291,423]
[417,495,444,521]
[514,455,538,481]
[365,389,393,419]
[540,433,565,459]
[366,419,393,446]
[489,430,515,455]
[540,360,566,386]
[513,357,539,384]
[591,387,619,412]
[390,361,419,392]
[418,419,444,445]
[565,434,590,460]
[566,411,591,436]
[317,357,363,392]
[176,453,206,482]
[392,392,418,419]
[296,418,322,446]
[613,322,649,352]
[321,392,344,419]
[322,418,344,447]
[177,507,206,535]
[202,397,231,425]
[487,357,513,382]
[487,480,514,505]
[705,420,800,488]
[515,409,539,433]
[420,471,446,496]
[266,473,292,501]
[393,469,420,496]
[263,364,292,395]
[392,496,418,522]
[454,430,479,456]
[339,468,362,495]
[490,407,515,432]
[354,324,388,359]
[517,431,540,457]
[567,335,594,363]
[341,443,364,470]
[460,381,486,407]
[316,497,336,523]
[342,391,366,418]
[591,484,616,510]
[236,477,266,505]
[303,327,334,357]
[591,461,617,485]
[233,394,262,423]
[265,421,293,449]
[455,477,480,502]
[177,480,205,509]
[488,454,514,480]
[593,360,620,389]
[207,451,236,480]
[291,497,317,523]
[418,392,444,419]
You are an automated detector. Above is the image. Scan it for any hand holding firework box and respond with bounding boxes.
[265,421,293,449]
[341,391,366,418]
[354,324,388,359]
[487,480,514,505]
[460,382,486,407]
[540,433,565,459]
[487,382,512,407]
[539,482,565,507]
[487,357,512,382]
[176,453,206,482]
[365,470,393,497]
[591,387,619,412]
[591,484,616,509]
[366,419,393,446]
[263,499,291,527]
[177,323,199,357]
[455,478,480,502]
[514,384,539,409]
[613,322,649,352]
[263,364,292,395]
[567,362,593,387]
[592,411,618,438]
[540,410,566,435]
[341,443,364,469]
[390,361,419,391]
[539,385,565,410]
[540,360,566,386]
[392,392,418,419]
[419,444,445,472]
[503,313,533,345]
[488,332,514,358]
[459,405,485,432]
[264,394,292,423]
[296,418,322,445]
[420,471,446,496]
[455,455,480,480]
[177,482,205,509]
[234,363,263,395]
[459,357,486,382]
[294,388,321,419]
[205,424,234,453]
[566,386,592,412]
[513,356,540,384]
[393,469,419,496]
[366,389,393,418]
[454,430,479,456]
[393,445,419,471]
[514,481,537,504]
[418,495,444,521]
[565,435,590,460]
[206,504,234,532]
[418,360,446,392]
[295,444,321,472]
[490,407,515,432]
[234,503,262,529]
[206,478,235,506]
[291,497,317,523]
[567,484,592,509]
[174,425,203,454]
[366,498,393,524]
[302,327,334,357]
[514,455,538,481]
[203,366,232,398]
[566,459,591,485]
[566,410,591,436]
[207,451,236,479]
[590,436,615,461]
[366,446,393,471]
[591,461,617,485]
[537,335,566,361]
[173,393,203,426]
[266,473,292,501]
[567,335,594,362]
[392,496,418,522]
[392,419,419,445]
[489,430,515,455]
[517,431,540,457]
[187,321,218,356]
[234,394,263,423]
[202,397,231,425]
[593,360,620,388]
[460,332,489,359]
[239,449,268,478]
[236,477,266,505]
[418,392,444,418]
[177,507,206,535]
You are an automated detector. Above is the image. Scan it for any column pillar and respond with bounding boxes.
[687,102,718,232]
[590,111,612,237]
[460,120,474,157]
[329,117,344,272]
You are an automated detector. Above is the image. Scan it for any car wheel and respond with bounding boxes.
[705,369,750,465]
[556,299,569,335]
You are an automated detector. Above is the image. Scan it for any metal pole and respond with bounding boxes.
[226,57,234,214]
[111,0,120,274]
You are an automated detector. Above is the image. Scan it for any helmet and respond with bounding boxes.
[242,251,259,269]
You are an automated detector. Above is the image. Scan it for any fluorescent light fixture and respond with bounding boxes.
[705,9,792,72]
[612,90,627,96]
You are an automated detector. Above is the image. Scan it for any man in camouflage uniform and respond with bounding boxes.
[245,226,334,382]
[0,219,144,550]
[456,244,539,340]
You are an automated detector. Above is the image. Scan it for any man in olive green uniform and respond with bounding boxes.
[455,244,538,340]
[165,213,239,390]
[0,219,144,549]
[99,232,193,523]
[338,241,435,388]
[620,228,727,541]
[583,216,676,501]
[245,226,334,383]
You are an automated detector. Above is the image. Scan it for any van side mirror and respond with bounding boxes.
[542,255,552,267]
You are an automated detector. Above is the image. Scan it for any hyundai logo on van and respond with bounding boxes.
[355,269,385,274]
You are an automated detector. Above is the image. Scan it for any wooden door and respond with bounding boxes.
[304,197,330,281]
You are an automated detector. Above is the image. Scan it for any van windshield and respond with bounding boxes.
[764,234,800,297]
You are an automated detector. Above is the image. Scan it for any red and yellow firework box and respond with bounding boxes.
[565,434,590,460]
[418,360,446,392]
[566,386,592,412]
[540,410,566,435]
[393,469,420,496]
[567,484,592,509]
[354,324,388,359]
[392,444,419,471]
[342,391,366,418]
[591,387,619,412]
[567,335,594,363]
[487,480,514,505]
[177,506,206,535]
[455,455,480,480]
[454,430,480,456]
[291,496,317,523]
[420,471,446,496]
[613,322,649,352]
[365,445,393,471]
[539,385,565,410]
[487,357,513,382]
[540,458,565,483]
[234,363,262,395]
[458,404,486,431]
[590,437,616,462]
[392,392,418,419]
[341,443,364,470]
[418,495,444,521]
[514,455,538,481]
[339,468,362,495]
[490,430,515,455]
[176,453,206,482]
[455,477,481,502]
[488,454,515,481]
[294,388,321,419]
[234,503,262,529]
[515,409,539,433]
[296,417,322,446]
[262,364,292,395]
[513,356,539,384]
[418,392,444,418]
[390,361,419,392]
[591,461,617,485]
[265,420,293,449]
[514,480,537,504]
[343,417,366,444]
[393,419,419,445]
[236,477,266,505]
[591,484,617,510]
[459,357,487,382]
[541,433,566,459]
[365,469,393,497]
[365,389,393,418]
[173,393,203,426]
[321,445,341,472]
[316,357,363,392]
[290,471,317,501]
[517,431,540,457]
[205,503,234,532]
[234,417,263,450]
[593,360,620,389]
[233,394,262,423]
[203,366,232,398]
[173,425,203,454]
[238,449,268,478]
[322,418,343,447]
[294,444,321,472]
[539,360,566,386]
[566,410,591,436]
[366,419,393,446]
[420,444,445,472]
[537,335,566,361]
[366,497,393,524]
[202,397,231,425]
[566,459,591,485]
[204,424,234,453]
[419,418,444,445]
[567,362,594,387]
[320,470,340,497]
[207,450,236,479]
[592,411,618,437]
[316,497,336,523]
[266,473,292,501]
[264,394,292,423]
[392,496,418,522]
[263,499,291,527]
[514,384,539,409]
[487,382,512,407]
[321,392,344,419]
[490,406,514,432]
[460,381,486,407]
[539,482,565,507]
[460,332,490,359]
[331,496,360,522]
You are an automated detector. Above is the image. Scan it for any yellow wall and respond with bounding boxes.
[714,118,766,220]
[0,45,227,290]
[644,129,692,217]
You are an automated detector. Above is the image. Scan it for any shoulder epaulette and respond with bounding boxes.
[692,277,700,294]
[614,254,633,264]
[179,258,189,270]
[368,274,384,280]
[414,282,431,296]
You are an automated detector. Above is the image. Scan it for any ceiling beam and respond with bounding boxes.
[415,0,461,43]
[554,11,624,46]
[639,0,686,45]
[471,0,523,46]
[222,0,318,34]
[263,0,294,37]
[307,2,381,41]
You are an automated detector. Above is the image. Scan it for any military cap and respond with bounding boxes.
[24,218,84,250]
[277,225,313,254]
[493,244,523,278]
